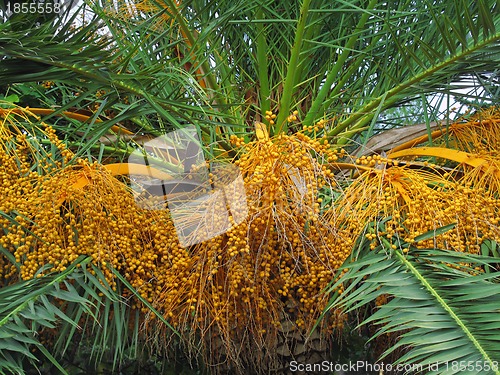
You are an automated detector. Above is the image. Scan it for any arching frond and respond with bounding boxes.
[322,231,500,374]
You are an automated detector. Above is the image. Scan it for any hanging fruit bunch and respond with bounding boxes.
[3,103,500,374]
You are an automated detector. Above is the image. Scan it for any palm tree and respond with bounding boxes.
[1,0,500,373]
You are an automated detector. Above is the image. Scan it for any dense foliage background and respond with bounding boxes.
[1,0,500,374]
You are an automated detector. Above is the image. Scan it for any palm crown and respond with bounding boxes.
[1,0,500,373]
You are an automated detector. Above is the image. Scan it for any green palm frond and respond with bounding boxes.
[321,229,500,374]
[2,0,499,151]
[0,254,171,374]
[0,256,94,374]
[0,3,231,160]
